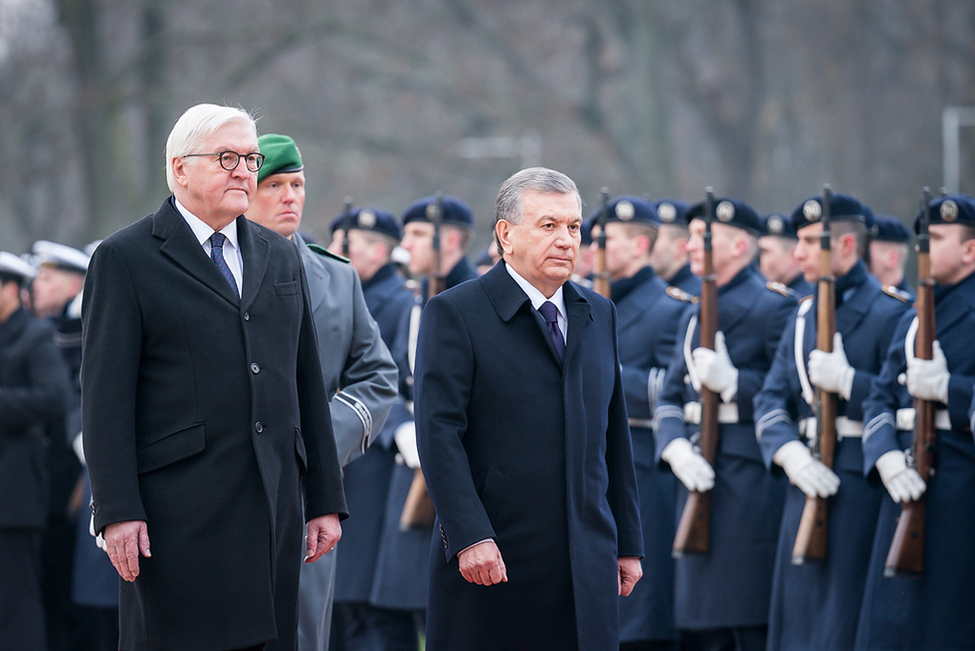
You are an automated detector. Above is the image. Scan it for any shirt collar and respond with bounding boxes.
[504,262,566,319]
[174,197,240,251]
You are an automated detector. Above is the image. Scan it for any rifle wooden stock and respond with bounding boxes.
[400,468,437,530]
[885,189,935,577]
[793,187,837,565]
[593,188,611,298]
[400,193,445,529]
[674,190,718,557]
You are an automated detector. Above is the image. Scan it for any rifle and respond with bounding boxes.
[884,187,936,577]
[593,188,611,298]
[341,196,354,257]
[400,193,445,530]
[673,188,719,557]
[792,185,837,564]
[426,192,446,301]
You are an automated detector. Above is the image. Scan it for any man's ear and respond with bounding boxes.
[171,157,190,188]
[496,219,514,256]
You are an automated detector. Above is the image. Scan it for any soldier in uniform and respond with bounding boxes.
[327,208,424,651]
[649,199,702,297]
[244,133,399,651]
[757,213,813,298]
[753,193,911,650]
[0,251,72,651]
[868,214,914,296]
[653,197,796,651]
[30,240,90,651]
[857,194,975,650]
[589,196,688,651]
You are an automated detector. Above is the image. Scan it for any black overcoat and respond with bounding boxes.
[81,197,347,651]
[415,262,643,650]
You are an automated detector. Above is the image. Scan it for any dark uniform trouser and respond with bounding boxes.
[0,529,46,651]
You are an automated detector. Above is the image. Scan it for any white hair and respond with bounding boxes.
[164,104,257,192]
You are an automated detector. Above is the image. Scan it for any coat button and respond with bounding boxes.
[250,362,260,374]
[244,312,250,321]
[255,422,263,433]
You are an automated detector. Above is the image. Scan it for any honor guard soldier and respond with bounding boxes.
[590,196,688,650]
[649,199,702,297]
[653,197,796,651]
[857,194,975,650]
[245,133,398,651]
[0,251,72,651]
[327,208,426,651]
[758,213,813,298]
[30,239,90,650]
[753,193,911,650]
[869,214,914,297]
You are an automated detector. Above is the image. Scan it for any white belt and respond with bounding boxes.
[628,418,654,429]
[684,402,738,425]
[896,408,951,432]
[799,416,863,439]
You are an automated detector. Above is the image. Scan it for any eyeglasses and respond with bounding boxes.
[182,151,265,173]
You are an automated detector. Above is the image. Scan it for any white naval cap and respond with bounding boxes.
[32,240,90,273]
[0,251,38,281]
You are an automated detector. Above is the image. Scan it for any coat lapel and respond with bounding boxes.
[238,216,270,314]
[153,198,239,306]
[562,281,592,366]
[294,233,328,312]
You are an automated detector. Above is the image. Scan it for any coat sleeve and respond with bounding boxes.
[326,267,398,467]
[604,304,644,558]
[81,241,148,533]
[295,249,348,521]
[414,293,493,560]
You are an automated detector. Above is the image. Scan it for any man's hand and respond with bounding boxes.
[691,331,739,402]
[457,540,507,586]
[104,520,150,582]
[618,556,643,596]
[808,332,856,399]
[660,437,715,492]
[305,513,342,563]
[875,450,926,503]
[773,440,840,498]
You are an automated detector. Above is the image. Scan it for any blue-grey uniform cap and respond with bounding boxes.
[401,195,473,229]
[588,196,661,228]
[687,197,763,236]
[871,214,911,243]
[330,207,402,241]
[790,192,874,233]
[914,193,975,233]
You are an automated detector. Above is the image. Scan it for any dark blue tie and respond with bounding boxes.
[210,232,239,295]
[539,301,565,361]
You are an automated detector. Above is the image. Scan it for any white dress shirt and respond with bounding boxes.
[175,198,243,295]
[504,262,567,343]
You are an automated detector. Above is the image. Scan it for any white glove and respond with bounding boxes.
[691,331,739,402]
[394,421,420,469]
[875,449,926,503]
[660,438,715,492]
[72,431,86,466]
[89,511,107,551]
[905,340,950,403]
[807,332,856,400]
[773,440,840,498]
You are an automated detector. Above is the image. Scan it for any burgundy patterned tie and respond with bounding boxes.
[209,232,239,295]
[538,301,565,360]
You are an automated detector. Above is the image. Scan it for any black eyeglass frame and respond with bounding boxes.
[182,151,265,172]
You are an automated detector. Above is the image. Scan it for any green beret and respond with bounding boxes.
[257,133,304,183]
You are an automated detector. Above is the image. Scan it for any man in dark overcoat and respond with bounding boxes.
[81,103,347,651]
[415,167,644,650]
